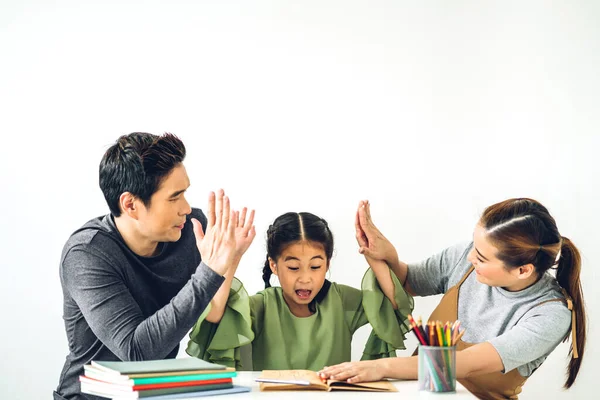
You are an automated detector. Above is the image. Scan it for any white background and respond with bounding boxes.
[0,1,598,399]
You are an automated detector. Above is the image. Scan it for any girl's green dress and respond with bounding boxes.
[186,269,413,370]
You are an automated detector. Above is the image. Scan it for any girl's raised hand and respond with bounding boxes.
[355,200,398,264]
[234,207,256,260]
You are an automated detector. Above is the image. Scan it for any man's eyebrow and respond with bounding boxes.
[475,247,489,261]
[168,189,186,199]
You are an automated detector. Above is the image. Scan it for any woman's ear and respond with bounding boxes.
[269,257,278,276]
[515,263,535,280]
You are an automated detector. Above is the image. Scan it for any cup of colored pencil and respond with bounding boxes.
[408,314,465,393]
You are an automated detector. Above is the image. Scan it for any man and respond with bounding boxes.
[54,132,255,400]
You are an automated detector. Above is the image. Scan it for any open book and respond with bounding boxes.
[256,370,397,392]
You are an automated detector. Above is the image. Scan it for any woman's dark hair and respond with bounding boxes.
[262,212,334,313]
[99,132,186,216]
[480,198,586,388]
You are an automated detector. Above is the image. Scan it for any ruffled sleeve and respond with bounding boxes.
[185,278,256,369]
[360,268,414,360]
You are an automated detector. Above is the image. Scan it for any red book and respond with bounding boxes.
[80,376,233,391]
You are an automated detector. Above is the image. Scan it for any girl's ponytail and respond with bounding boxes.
[262,255,272,288]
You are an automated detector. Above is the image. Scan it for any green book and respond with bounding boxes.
[91,358,226,375]
[133,371,237,385]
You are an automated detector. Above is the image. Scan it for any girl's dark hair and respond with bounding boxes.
[99,132,186,216]
[480,198,586,388]
[262,212,334,313]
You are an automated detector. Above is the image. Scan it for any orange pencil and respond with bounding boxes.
[428,322,436,346]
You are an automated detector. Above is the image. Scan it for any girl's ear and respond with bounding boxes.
[269,257,278,276]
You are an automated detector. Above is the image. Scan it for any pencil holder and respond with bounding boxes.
[418,345,456,393]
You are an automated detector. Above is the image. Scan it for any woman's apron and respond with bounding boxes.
[424,265,577,400]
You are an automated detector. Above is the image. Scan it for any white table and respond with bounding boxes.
[205,371,476,399]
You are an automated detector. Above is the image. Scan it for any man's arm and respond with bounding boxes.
[62,246,224,361]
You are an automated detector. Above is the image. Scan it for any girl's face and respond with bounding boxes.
[467,223,534,291]
[269,240,329,317]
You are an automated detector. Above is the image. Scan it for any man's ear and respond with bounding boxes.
[515,263,535,280]
[269,257,278,276]
[119,192,139,219]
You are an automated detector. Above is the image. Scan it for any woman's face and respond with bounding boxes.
[270,240,329,316]
[467,223,517,288]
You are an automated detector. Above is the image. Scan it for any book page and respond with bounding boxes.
[327,379,398,392]
[258,370,328,391]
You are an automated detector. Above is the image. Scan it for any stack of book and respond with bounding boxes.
[79,358,249,399]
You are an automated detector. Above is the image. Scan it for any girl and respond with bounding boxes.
[319,198,586,399]
[186,211,413,370]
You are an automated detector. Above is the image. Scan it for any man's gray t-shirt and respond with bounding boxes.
[55,208,225,400]
[407,241,571,376]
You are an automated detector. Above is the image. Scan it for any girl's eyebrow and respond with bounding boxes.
[283,255,325,261]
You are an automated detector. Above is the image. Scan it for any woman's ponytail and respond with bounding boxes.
[556,236,586,388]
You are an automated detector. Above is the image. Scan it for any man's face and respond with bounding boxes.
[136,163,192,243]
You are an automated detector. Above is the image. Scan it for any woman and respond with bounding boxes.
[320,198,585,399]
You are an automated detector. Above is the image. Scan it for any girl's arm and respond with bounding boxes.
[319,342,504,382]
[355,201,417,295]
[204,263,238,323]
[205,208,256,324]
[366,258,398,309]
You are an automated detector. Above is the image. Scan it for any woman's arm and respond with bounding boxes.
[319,342,504,382]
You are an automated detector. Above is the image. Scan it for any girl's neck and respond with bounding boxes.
[281,292,313,318]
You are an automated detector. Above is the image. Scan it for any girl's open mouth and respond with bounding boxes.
[295,289,312,299]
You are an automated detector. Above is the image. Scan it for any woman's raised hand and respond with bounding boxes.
[355,200,398,264]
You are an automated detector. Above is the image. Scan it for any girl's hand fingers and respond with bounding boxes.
[238,207,247,227]
[244,209,255,234]
[227,210,236,238]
